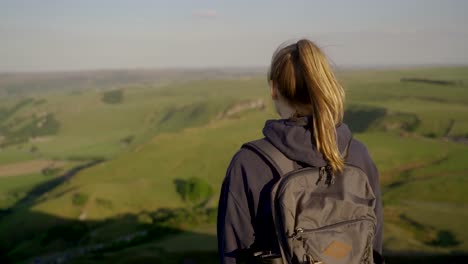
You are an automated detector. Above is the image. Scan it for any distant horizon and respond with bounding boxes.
[1,63,468,75]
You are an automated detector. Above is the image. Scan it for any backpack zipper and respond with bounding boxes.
[290,219,375,263]
[290,218,376,240]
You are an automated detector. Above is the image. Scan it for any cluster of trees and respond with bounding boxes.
[0,113,60,148]
[174,177,214,208]
[101,89,124,104]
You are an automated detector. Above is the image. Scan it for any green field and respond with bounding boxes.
[0,67,467,263]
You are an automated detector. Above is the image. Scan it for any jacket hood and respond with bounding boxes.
[262,116,353,167]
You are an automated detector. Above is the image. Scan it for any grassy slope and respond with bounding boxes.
[0,79,267,213]
[0,67,467,261]
[0,149,35,165]
[0,78,271,260]
[29,107,271,219]
[342,67,468,137]
[343,67,468,253]
[0,172,52,209]
[1,78,268,160]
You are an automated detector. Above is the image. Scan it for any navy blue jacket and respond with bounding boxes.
[217,117,383,264]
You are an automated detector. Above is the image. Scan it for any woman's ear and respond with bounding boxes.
[270,82,279,100]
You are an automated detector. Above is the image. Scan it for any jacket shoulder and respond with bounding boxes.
[347,138,379,182]
[225,145,274,179]
[348,138,372,160]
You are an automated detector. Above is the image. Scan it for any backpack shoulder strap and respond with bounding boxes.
[243,136,353,175]
[242,138,295,176]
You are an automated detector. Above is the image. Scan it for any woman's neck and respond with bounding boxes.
[273,97,295,119]
[274,97,313,119]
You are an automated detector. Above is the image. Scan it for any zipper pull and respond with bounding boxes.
[291,227,304,240]
[317,167,325,185]
[325,165,334,187]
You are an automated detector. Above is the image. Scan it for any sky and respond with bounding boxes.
[1,0,468,72]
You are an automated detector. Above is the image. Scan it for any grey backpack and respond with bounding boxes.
[244,138,377,264]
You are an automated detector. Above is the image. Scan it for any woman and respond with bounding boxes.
[217,39,382,264]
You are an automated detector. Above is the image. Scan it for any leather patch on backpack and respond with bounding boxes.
[323,241,352,259]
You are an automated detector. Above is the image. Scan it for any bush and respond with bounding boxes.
[72,192,89,206]
[121,135,134,145]
[429,230,460,247]
[41,167,62,176]
[30,145,39,153]
[95,198,113,209]
[101,89,124,104]
[174,177,213,206]
[425,132,438,138]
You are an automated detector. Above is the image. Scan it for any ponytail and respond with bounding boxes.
[268,39,345,173]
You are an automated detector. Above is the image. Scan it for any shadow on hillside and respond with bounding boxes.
[0,161,218,263]
[0,162,467,264]
[0,207,218,263]
[1,206,466,264]
[344,105,387,133]
[0,159,104,219]
[1,207,467,264]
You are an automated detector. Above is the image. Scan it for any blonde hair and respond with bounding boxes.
[268,39,345,173]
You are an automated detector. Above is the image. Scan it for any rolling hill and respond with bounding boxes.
[0,67,467,263]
